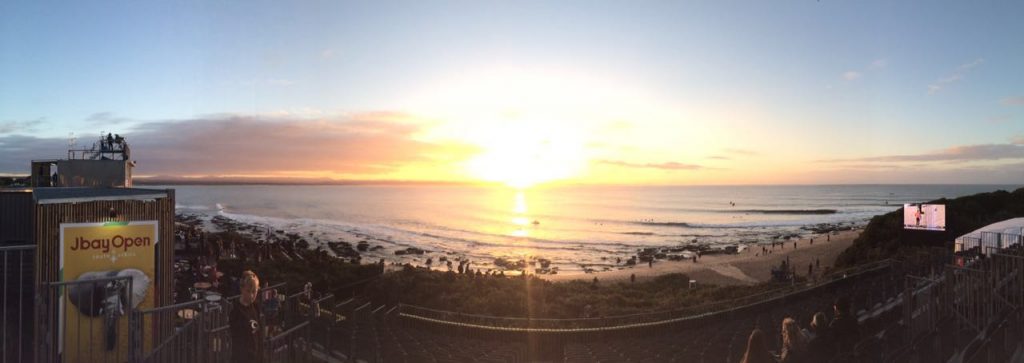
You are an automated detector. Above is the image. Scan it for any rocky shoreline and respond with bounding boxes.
[177,212,866,279]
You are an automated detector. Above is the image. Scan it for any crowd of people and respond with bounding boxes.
[741,296,860,363]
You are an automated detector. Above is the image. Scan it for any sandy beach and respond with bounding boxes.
[538,229,861,286]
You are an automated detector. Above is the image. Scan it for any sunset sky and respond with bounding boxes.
[1,1,1022,185]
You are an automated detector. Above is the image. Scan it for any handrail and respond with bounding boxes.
[0,244,34,251]
[47,275,133,287]
[225,282,287,302]
[397,259,894,331]
[136,298,205,315]
[144,318,198,358]
[313,293,335,305]
[267,321,311,343]
[401,283,796,323]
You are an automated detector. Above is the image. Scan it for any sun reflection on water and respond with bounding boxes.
[511,190,530,237]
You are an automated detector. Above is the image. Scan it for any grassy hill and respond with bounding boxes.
[836,187,1024,268]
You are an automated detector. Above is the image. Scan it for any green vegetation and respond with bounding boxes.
[364,267,788,318]
[836,187,1024,268]
[211,230,383,295]
[0,176,28,187]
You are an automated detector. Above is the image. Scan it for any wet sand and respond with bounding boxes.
[538,229,860,286]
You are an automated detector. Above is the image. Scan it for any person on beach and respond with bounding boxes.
[231,270,264,363]
[780,317,808,363]
[740,329,776,363]
[630,273,636,283]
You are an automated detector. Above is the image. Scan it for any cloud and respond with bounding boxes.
[0,113,477,177]
[266,79,294,86]
[0,118,44,133]
[840,59,885,82]
[708,155,731,160]
[928,58,984,94]
[820,141,1024,163]
[0,134,67,171]
[988,115,1012,123]
[86,112,132,125]
[240,78,296,87]
[1001,96,1024,106]
[130,114,469,176]
[597,160,704,170]
[724,148,757,156]
[814,161,1024,184]
[1013,135,1024,145]
[321,49,336,59]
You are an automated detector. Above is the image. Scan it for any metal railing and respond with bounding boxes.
[129,297,232,363]
[126,281,336,363]
[0,245,34,363]
[263,321,312,363]
[397,259,895,333]
[38,275,136,363]
[867,243,1024,362]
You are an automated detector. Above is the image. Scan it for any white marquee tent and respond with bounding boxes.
[954,217,1024,255]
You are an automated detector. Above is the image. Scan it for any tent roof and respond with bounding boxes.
[956,217,1024,242]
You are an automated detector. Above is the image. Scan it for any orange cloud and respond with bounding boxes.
[596,159,706,170]
[125,113,476,179]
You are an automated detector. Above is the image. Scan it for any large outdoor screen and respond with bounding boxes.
[904,204,946,231]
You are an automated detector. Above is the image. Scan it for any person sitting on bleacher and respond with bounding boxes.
[805,312,834,361]
[779,317,808,363]
[828,296,860,353]
[740,329,777,363]
[804,312,827,340]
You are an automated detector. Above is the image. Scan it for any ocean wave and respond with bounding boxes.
[634,220,820,229]
[411,230,636,251]
[733,209,838,215]
[635,221,693,227]
[214,208,636,255]
[175,203,210,210]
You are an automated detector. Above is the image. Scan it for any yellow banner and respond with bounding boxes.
[60,221,157,363]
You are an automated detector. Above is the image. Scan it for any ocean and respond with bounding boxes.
[170,184,1019,275]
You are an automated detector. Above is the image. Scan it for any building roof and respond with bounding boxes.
[31,187,168,204]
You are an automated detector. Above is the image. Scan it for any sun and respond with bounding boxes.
[464,121,586,188]
[404,66,631,187]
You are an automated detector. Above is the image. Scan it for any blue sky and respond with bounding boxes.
[1,1,1022,184]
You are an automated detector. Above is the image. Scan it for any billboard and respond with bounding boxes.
[903,204,946,231]
[59,221,157,362]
